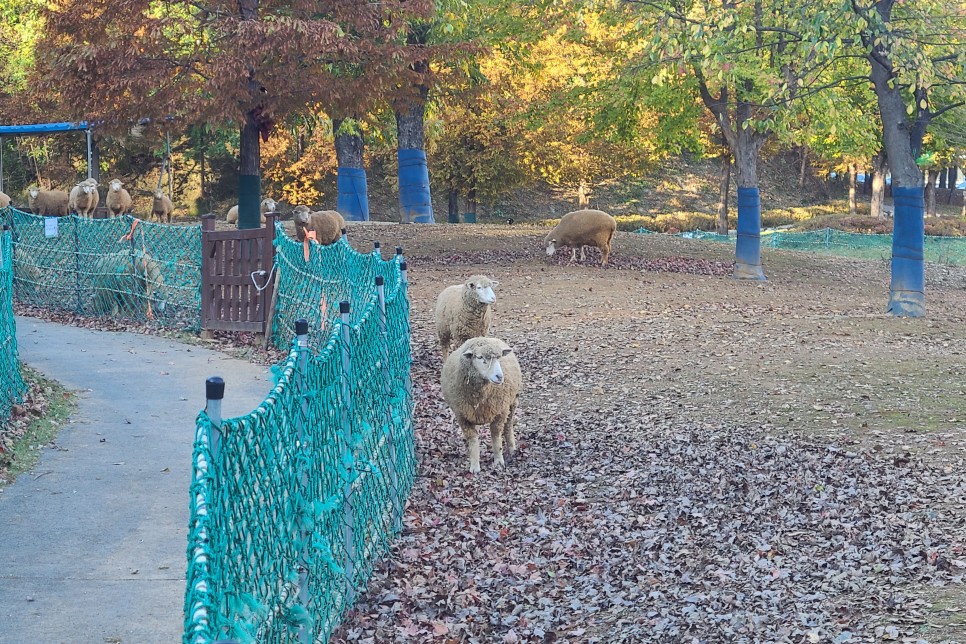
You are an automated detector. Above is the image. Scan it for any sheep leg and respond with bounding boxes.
[580,246,587,261]
[600,244,610,266]
[489,414,508,469]
[458,418,481,474]
[504,400,518,460]
[569,248,577,262]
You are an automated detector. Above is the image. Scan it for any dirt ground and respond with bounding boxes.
[331,223,966,643]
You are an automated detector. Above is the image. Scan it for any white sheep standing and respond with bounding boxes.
[0,191,10,209]
[441,336,522,474]
[545,208,617,266]
[106,179,133,217]
[69,178,100,217]
[27,186,70,217]
[434,275,498,360]
[151,190,174,223]
[291,205,343,245]
[226,198,277,225]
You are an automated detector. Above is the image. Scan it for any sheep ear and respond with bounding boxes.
[501,348,512,357]
[490,280,499,287]
[467,282,475,289]
[462,350,475,359]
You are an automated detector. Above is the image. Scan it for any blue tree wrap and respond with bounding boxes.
[398,149,434,223]
[734,187,765,280]
[337,167,370,222]
[887,186,925,316]
[238,174,261,230]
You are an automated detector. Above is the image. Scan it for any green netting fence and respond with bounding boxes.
[0,224,28,426]
[653,227,966,266]
[184,230,414,643]
[4,207,202,329]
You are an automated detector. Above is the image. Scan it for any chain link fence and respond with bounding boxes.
[665,227,966,266]
[4,207,202,329]
[184,233,414,643]
[0,224,27,426]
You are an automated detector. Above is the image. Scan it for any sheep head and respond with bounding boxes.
[109,180,123,192]
[545,237,558,256]
[261,198,277,213]
[462,345,514,384]
[465,275,498,305]
[28,187,40,199]
[82,184,96,195]
[292,205,312,226]
[154,190,165,200]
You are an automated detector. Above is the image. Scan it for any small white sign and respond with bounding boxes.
[44,217,59,238]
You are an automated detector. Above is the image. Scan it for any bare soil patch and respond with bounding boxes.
[333,223,966,643]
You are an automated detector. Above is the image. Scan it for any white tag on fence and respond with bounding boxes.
[44,217,59,238]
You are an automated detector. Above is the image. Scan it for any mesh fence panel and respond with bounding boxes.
[0,227,27,425]
[185,239,413,644]
[5,208,202,329]
[665,226,966,265]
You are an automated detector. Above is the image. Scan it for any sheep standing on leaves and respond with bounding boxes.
[106,179,133,217]
[69,178,100,218]
[545,208,617,266]
[27,187,69,217]
[441,337,522,474]
[152,190,174,223]
[434,275,498,360]
[292,205,343,245]
[91,250,167,318]
[226,198,277,225]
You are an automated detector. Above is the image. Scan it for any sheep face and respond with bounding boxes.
[545,239,557,256]
[82,184,95,196]
[110,180,123,192]
[28,187,40,199]
[463,346,513,384]
[467,277,497,305]
[154,190,165,200]
[262,198,277,213]
[292,206,311,226]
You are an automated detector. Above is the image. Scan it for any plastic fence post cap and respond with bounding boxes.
[375,275,385,286]
[374,240,381,249]
[295,319,309,336]
[206,377,225,400]
[340,301,351,314]
[395,246,403,255]
[400,261,408,271]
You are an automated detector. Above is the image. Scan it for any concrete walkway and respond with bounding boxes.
[0,317,272,643]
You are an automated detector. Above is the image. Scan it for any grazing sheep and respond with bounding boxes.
[0,191,10,209]
[69,178,100,217]
[151,190,174,223]
[291,205,343,245]
[441,336,522,474]
[91,250,167,318]
[27,186,70,217]
[545,208,617,266]
[226,198,277,225]
[434,275,498,360]
[106,179,133,217]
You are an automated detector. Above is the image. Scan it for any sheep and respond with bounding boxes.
[151,190,174,223]
[69,178,100,218]
[544,208,617,266]
[291,205,343,245]
[0,191,10,209]
[91,250,167,318]
[27,186,70,217]
[434,275,498,360]
[440,336,522,474]
[106,179,133,217]
[226,198,277,225]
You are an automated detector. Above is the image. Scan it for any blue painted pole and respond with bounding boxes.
[887,186,925,316]
[336,167,370,221]
[397,149,434,223]
[734,187,766,280]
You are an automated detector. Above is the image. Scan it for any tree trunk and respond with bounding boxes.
[447,187,459,223]
[732,128,766,280]
[395,26,433,224]
[716,152,730,235]
[465,187,478,223]
[865,7,925,316]
[334,117,369,221]
[848,163,857,216]
[938,167,948,190]
[236,0,262,229]
[946,167,956,204]
[870,153,886,218]
[798,146,808,190]
[925,169,939,217]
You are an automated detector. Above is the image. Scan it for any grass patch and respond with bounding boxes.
[0,364,76,487]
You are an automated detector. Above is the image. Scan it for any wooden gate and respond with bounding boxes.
[200,213,277,337]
